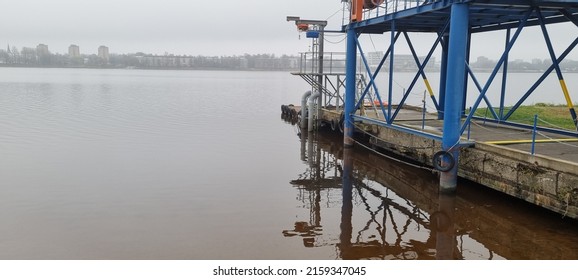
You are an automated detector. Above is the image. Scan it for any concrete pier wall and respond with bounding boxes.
[365,124,578,219]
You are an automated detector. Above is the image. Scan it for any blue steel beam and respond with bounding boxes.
[537,7,578,129]
[460,8,533,135]
[349,1,454,32]
[499,28,511,120]
[346,1,578,34]
[463,29,473,116]
[354,33,401,101]
[465,63,499,120]
[390,25,448,122]
[353,32,401,121]
[388,20,396,123]
[354,35,390,123]
[503,37,578,121]
[440,2,470,192]
[403,30,443,110]
[560,8,578,26]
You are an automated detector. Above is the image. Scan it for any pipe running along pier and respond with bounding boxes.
[283,0,578,219]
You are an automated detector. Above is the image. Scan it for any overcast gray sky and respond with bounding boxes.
[1,0,577,60]
[0,0,346,56]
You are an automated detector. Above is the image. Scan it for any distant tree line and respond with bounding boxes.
[470,56,578,72]
[0,46,300,71]
[3,45,578,72]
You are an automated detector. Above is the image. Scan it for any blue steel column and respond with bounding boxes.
[440,3,469,192]
[387,21,395,123]
[344,27,357,147]
[462,32,472,116]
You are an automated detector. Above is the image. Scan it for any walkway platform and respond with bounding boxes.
[349,0,578,33]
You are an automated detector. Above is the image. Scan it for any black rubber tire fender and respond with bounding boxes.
[432,150,455,172]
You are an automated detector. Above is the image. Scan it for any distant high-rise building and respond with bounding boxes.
[36,44,50,65]
[36,44,49,56]
[68,44,80,57]
[98,45,109,63]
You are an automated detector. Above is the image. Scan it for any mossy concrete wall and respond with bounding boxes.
[370,125,578,219]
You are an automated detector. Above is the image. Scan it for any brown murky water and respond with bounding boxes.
[1,68,577,259]
[281,129,578,260]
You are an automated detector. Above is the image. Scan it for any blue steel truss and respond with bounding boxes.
[349,0,578,33]
[344,0,578,138]
[341,0,578,190]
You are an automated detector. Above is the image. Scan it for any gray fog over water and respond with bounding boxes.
[1,68,577,259]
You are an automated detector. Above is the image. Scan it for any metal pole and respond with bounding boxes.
[300,131,307,162]
[344,27,357,147]
[440,3,469,193]
[318,25,325,112]
[537,8,578,130]
[308,133,314,167]
[462,30,472,116]
[532,114,538,155]
[388,20,396,123]
[467,107,472,140]
[422,90,427,130]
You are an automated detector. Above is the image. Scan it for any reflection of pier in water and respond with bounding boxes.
[282,129,578,260]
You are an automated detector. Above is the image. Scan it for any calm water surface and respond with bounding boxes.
[0,67,577,259]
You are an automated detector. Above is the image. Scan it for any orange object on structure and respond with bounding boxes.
[351,0,364,22]
[374,99,387,106]
[297,23,309,31]
[352,0,384,22]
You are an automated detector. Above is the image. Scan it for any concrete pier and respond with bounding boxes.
[282,105,578,219]
[284,0,578,220]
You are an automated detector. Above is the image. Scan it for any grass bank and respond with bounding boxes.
[468,103,577,131]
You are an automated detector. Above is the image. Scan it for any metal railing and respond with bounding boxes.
[292,51,383,113]
[294,52,348,75]
[345,0,438,22]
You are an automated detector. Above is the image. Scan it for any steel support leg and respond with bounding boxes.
[440,3,469,192]
[344,27,357,147]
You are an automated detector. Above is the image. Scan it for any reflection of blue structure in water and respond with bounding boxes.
[280,128,578,259]
[283,131,463,259]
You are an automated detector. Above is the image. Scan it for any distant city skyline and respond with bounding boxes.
[5,36,578,62]
[3,41,578,73]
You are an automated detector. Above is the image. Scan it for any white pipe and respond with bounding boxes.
[301,90,312,129]
[308,91,321,132]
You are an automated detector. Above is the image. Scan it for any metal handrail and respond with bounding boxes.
[344,0,437,22]
[295,52,348,75]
